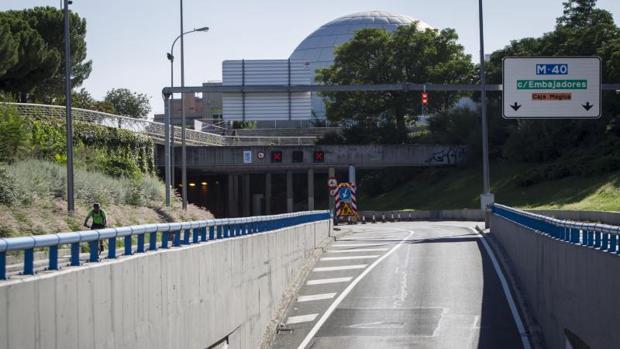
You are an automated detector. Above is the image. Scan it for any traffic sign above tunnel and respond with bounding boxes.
[503,56,601,119]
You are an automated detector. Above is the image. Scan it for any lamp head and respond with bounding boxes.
[166,53,174,61]
[196,26,210,32]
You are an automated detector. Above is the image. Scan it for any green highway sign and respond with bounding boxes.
[503,57,601,119]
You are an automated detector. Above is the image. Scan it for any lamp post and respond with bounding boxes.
[64,0,74,212]
[478,0,494,212]
[165,25,209,207]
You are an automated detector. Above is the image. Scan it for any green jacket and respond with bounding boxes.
[86,209,107,226]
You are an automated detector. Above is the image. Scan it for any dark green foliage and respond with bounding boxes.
[318,23,475,144]
[0,7,91,102]
[0,105,29,162]
[104,88,151,119]
[0,104,154,178]
[0,167,19,204]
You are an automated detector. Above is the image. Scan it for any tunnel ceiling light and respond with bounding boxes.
[201,182,208,186]
[189,182,196,187]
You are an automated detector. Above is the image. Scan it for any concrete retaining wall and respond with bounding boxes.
[490,214,620,349]
[0,220,331,349]
[358,209,484,221]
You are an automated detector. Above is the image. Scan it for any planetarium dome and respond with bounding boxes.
[290,11,432,118]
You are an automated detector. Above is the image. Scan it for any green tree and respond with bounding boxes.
[317,23,475,144]
[0,7,91,102]
[484,0,620,162]
[71,88,115,114]
[0,20,18,78]
[104,88,151,119]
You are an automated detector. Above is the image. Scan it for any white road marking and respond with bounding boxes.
[313,264,367,272]
[297,293,337,302]
[286,314,319,325]
[306,277,353,285]
[331,243,384,247]
[470,228,532,349]
[297,229,415,349]
[320,255,379,261]
[327,248,389,253]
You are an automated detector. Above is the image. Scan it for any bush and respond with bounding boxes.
[0,105,30,162]
[0,167,20,204]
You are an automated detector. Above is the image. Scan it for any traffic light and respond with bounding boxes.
[313,151,325,163]
[421,92,428,106]
[271,151,283,163]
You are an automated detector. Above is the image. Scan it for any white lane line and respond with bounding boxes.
[313,264,367,272]
[320,255,379,261]
[327,248,389,253]
[287,313,319,325]
[470,228,532,349]
[332,243,384,247]
[306,277,353,285]
[297,229,415,349]
[298,293,337,302]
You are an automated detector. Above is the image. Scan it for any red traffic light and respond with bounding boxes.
[313,151,325,163]
[421,92,428,106]
[271,151,282,163]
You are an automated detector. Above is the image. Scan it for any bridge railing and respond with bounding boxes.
[6,103,319,146]
[492,204,620,254]
[0,210,331,280]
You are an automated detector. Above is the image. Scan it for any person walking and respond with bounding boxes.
[84,203,107,256]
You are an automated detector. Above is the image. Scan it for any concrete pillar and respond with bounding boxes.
[286,171,293,213]
[307,168,315,210]
[348,165,356,186]
[328,167,335,215]
[242,174,250,217]
[232,175,239,217]
[227,174,235,217]
[265,173,272,215]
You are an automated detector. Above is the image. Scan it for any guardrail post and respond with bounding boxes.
[49,246,58,270]
[609,234,617,253]
[209,226,215,240]
[201,227,207,241]
[173,230,181,246]
[108,237,117,259]
[124,236,132,255]
[149,232,157,251]
[183,229,191,244]
[601,232,609,251]
[0,252,5,280]
[595,231,602,248]
[161,232,169,249]
[71,242,80,266]
[192,228,199,244]
[217,225,223,239]
[89,241,98,262]
[24,248,34,275]
[137,234,145,253]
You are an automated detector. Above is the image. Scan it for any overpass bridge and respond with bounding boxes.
[0,205,618,348]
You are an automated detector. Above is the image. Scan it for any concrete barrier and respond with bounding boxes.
[490,214,620,349]
[0,219,331,349]
[358,209,484,222]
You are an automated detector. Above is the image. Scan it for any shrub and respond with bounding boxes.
[0,105,30,162]
[0,167,20,204]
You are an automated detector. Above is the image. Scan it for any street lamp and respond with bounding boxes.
[478,0,494,213]
[64,0,75,212]
[165,25,209,207]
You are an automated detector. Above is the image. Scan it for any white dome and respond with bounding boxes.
[289,11,432,119]
[290,11,432,70]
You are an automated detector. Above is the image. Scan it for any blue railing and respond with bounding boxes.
[492,204,620,255]
[0,210,331,280]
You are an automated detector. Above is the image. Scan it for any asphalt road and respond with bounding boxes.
[270,222,528,349]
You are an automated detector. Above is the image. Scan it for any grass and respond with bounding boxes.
[0,159,213,238]
[358,160,620,212]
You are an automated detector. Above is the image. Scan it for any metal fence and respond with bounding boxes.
[6,102,318,147]
[0,210,331,280]
[492,204,620,254]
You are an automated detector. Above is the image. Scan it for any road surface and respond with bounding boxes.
[270,222,528,349]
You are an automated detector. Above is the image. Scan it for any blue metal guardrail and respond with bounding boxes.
[492,204,619,255]
[0,210,331,280]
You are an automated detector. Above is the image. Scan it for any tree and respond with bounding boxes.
[0,7,91,102]
[317,23,475,144]
[71,88,115,114]
[104,88,151,119]
[484,0,620,162]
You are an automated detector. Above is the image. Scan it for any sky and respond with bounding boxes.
[2,0,619,116]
